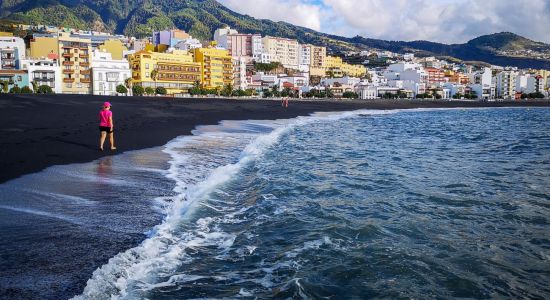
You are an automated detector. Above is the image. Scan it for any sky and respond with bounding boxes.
[218,0,550,44]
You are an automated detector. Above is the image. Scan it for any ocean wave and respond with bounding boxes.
[71,109,396,299]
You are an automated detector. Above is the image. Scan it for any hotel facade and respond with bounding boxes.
[128,49,201,94]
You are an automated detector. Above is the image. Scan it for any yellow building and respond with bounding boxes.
[0,32,14,37]
[98,39,128,60]
[191,48,233,89]
[128,49,201,94]
[324,56,366,78]
[30,36,59,59]
[29,33,93,94]
[58,33,93,94]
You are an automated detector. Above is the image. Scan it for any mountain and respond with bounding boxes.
[1,0,549,69]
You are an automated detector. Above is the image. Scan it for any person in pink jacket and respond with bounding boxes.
[98,102,116,151]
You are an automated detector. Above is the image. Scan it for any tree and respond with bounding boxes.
[133,85,145,96]
[31,81,38,92]
[145,87,155,95]
[20,86,33,93]
[0,80,8,93]
[36,85,53,94]
[343,91,358,99]
[151,69,158,89]
[116,84,128,95]
[9,86,21,93]
[156,86,167,95]
[124,78,133,95]
[221,83,233,97]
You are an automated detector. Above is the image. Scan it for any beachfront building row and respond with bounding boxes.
[128,47,233,94]
[213,27,366,79]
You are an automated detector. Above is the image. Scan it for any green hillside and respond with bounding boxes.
[0,0,549,69]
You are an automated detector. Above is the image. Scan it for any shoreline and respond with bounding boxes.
[1,93,549,184]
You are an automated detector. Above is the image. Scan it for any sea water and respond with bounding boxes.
[1,108,549,299]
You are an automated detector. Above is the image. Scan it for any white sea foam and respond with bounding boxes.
[72,109,399,299]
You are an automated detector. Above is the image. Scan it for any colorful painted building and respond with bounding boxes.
[0,70,29,91]
[58,33,93,94]
[191,48,233,89]
[98,39,128,60]
[324,56,366,78]
[128,49,201,94]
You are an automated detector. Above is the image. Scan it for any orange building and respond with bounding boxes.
[425,67,446,85]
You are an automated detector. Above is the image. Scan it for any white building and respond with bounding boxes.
[91,50,131,96]
[321,76,361,87]
[233,57,247,90]
[213,27,238,45]
[174,38,202,51]
[298,44,311,72]
[495,71,517,99]
[279,74,309,90]
[20,59,62,93]
[356,82,378,99]
[469,67,494,99]
[526,75,545,94]
[515,73,530,93]
[0,36,26,70]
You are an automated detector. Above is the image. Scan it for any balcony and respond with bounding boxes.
[81,78,91,83]
[79,53,88,58]
[63,52,72,58]
[63,69,74,74]
[80,62,90,67]
[63,78,75,83]
[80,70,90,75]
[62,61,74,66]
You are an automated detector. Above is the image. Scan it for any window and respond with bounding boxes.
[145,63,150,69]
[17,76,22,81]
[98,73,103,81]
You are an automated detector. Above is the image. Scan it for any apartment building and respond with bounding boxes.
[153,30,191,47]
[91,49,131,96]
[425,67,446,86]
[0,35,25,70]
[191,48,233,89]
[128,49,201,94]
[225,34,263,61]
[324,56,366,78]
[262,36,299,69]
[58,33,93,94]
[20,59,62,93]
[495,71,517,99]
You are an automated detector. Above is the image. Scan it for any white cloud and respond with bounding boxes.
[218,0,550,44]
[218,0,323,31]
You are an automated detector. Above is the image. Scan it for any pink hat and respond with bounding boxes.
[103,102,111,107]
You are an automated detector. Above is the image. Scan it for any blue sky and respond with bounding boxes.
[218,0,550,44]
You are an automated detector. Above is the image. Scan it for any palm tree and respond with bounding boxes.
[151,69,158,95]
[124,77,132,96]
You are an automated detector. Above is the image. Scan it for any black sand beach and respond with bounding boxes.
[1,94,549,184]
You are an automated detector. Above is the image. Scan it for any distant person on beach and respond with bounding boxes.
[99,102,116,151]
[282,97,289,108]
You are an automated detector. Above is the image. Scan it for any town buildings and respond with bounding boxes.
[21,58,62,93]
[495,71,517,99]
[128,49,201,94]
[153,30,191,48]
[262,36,300,69]
[191,48,233,89]
[91,49,131,96]
[0,34,26,70]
